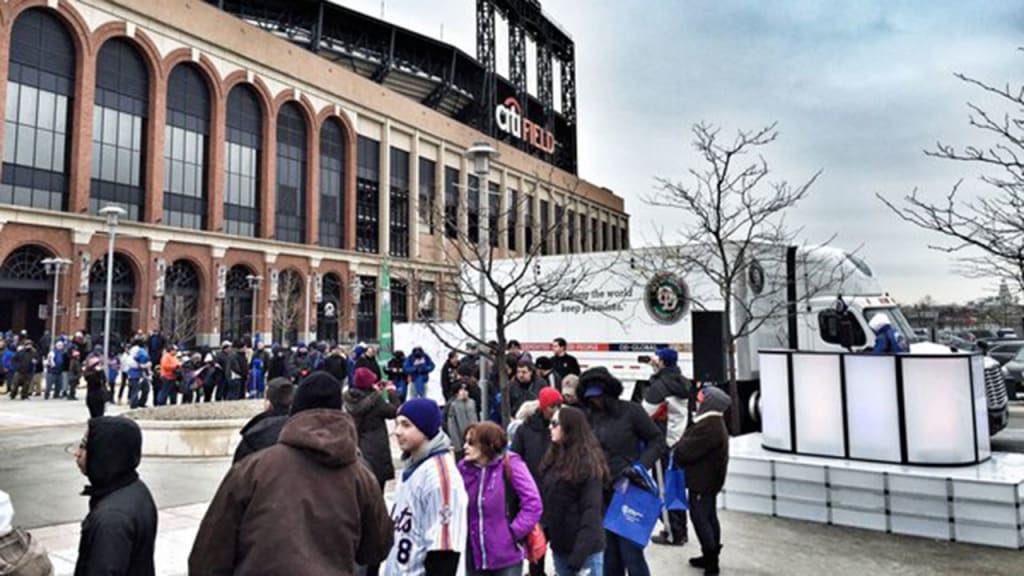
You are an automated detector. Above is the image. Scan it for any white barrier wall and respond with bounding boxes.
[760,350,990,466]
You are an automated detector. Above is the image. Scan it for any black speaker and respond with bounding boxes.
[692,310,727,383]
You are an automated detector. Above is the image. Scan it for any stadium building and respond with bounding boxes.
[0,0,628,346]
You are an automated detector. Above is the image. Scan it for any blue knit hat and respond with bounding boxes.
[656,347,678,366]
[398,398,443,439]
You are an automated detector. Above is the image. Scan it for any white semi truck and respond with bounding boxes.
[452,244,1009,435]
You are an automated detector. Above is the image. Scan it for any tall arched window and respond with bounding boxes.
[275,102,306,244]
[90,38,148,221]
[164,64,209,230]
[319,119,345,248]
[87,254,135,347]
[0,245,54,339]
[221,265,255,344]
[2,9,75,211]
[224,84,262,237]
[317,272,342,343]
[161,259,200,347]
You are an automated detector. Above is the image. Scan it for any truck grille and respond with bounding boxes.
[985,364,1009,410]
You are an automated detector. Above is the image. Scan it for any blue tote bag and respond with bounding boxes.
[603,464,662,548]
[663,456,689,512]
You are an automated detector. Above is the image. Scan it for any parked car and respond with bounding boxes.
[1001,347,1024,401]
[913,327,930,340]
[941,335,979,352]
[997,328,1018,339]
[982,340,1024,366]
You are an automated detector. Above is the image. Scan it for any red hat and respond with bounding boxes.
[538,387,563,412]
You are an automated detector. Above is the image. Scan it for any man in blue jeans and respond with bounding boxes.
[126,340,152,409]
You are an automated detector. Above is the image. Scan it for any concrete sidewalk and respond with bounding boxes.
[27,500,1024,576]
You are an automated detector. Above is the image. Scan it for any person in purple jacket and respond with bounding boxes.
[458,421,543,576]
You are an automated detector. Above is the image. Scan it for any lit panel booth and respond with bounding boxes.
[759,350,990,466]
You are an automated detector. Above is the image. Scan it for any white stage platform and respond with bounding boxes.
[722,434,1024,549]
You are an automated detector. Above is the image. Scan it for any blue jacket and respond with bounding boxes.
[873,325,908,354]
[128,347,151,380]
[2,349,14,372]
[403,352,435,389]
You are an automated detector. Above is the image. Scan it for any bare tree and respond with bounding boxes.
[160,293,198,348]
[644,122,826,431]
[879,70,1024,295]
[273,270,303,346]
[424,170,619,424]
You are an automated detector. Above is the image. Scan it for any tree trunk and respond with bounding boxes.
[724,300,741,434]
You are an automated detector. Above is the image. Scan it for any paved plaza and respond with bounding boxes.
[1,396,1023,575]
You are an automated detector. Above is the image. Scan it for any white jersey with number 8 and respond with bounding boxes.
[384,450,467,576]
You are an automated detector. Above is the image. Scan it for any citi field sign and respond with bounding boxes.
[494,97,557,154]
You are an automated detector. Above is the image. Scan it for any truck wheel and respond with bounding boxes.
[748,390,761,424]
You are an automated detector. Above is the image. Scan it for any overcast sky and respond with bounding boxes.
[336,0,1023,304]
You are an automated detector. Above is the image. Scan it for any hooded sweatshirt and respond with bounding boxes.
[1,489,53,576]
[190,409,394,575]
[343,387,399,486]
[673,386,731,495]
[75,417,157,576]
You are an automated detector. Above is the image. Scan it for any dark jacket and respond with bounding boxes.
[355,355,383,382]
[13,348,35,375]
[343,388,400,486]
[75,417,157,576]
[233,408,289,464]
[510,411,552,480]
[673,386,731,495]
[324,353,349,384]
[539,468,605,571]
[440,361,460,401]
[268,349,289,380]
[642,364,692,447]
[509,375,545,418]
[189,410,394,575]
[551,353,581,379]
[580,368,665,489]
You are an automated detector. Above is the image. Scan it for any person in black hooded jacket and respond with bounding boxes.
[579,366,664,576]
[74,416,157,576]
[343,367,400,490]
[233,377,295,463]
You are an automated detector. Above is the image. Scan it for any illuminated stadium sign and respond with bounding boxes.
[495,97,556,154]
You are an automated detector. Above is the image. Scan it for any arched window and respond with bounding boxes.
[87,254,135,347]
[164,64,209,230]
[2,9,75,211]
[275,102,306,244]
[224,84,262,237]
[316,272,342,343]
[319,119,345,248]
[221,265,254,344]
[0,245,54,338]
[272,269,302,346]
[161,259,200,347]
[90,38,148,221]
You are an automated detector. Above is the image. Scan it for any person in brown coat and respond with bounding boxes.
[188,372,393,575]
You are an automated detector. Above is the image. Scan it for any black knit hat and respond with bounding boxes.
[290,372,342,415]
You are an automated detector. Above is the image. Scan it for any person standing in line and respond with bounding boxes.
[540,405,608,576]
[445,381,480,461]
[386,398,467,576]
[83,352,107,418]
[44,339,67,400]
[579,367,664,576]
[158,345,181,406]
[458,422,543,576]
[233,377,295,463]
[343,367,400,490]
[126,339,152,409]
[642,347,692,546]
[190,372,393,574]
[440,350,461,402]
[509,361,546,419]
[248,341,268,399]
[511,387,561,576]
[356,345,384,382]
[534,357,562,391]
[8,340,35,400]
[404,347,436,400]
[67,348,82,401]
[324,344,349,386]
[550,338,581,381]
[73,417,157,576]
[561,375,580,406]
[673,386,731,576]
[387,350,410,401]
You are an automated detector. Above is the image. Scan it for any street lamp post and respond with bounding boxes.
[465,142,498,418]
[41,257,71,343]
[98,205,127,382]
[246,274,263,345]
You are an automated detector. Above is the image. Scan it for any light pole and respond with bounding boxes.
[246,274,262,345]
[465,142,498,418]
[41,257,71,343]
[98,205,127,382]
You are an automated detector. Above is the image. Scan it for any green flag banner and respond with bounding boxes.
[380,258,393,363]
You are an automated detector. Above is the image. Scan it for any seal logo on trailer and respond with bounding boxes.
[644,272,688,325]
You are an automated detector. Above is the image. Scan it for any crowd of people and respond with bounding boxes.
[0,334,733,576]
